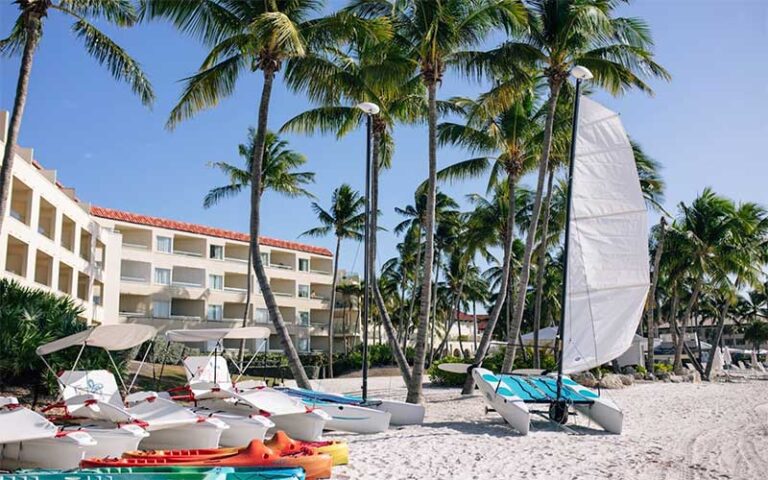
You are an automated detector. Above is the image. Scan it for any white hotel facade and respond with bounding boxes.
[0,112,356,353]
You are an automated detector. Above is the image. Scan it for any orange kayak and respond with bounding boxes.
[124,432,348,466]
[81,440,332,480]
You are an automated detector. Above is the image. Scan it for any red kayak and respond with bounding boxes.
[81,440,333,480]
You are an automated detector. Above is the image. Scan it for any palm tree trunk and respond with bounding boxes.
[327,236,342,378]
[0,24,40,235]
[238,248,253,363]
[343,301,349,355]
[704,302,729,381]
[250,68,310,389]
[472,302,478,352]
[369,124,412,384]
[675,276,703,372]
[427,253,441,365]
[404,233,422,349]
[461,174,517,394]
[434,279,465,358]
[501,79,564,372]
[532,169,555,368]
[407,79,439,404]
[646,218,667,372]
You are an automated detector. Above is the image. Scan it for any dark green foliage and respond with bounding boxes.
[0,279,128,393]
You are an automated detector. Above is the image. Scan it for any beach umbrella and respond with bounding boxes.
[751,349,759,368]
[723,347,733,365]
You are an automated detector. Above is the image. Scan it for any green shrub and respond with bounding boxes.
[428,356,467,387]
[635,365,647,375]
[0,279,128,394]
[654,362,673,374]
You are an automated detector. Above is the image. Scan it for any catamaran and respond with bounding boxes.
[443,67,650,435]
[161,327,331,442]
[36,324,229,449]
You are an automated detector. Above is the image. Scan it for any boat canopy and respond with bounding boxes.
[36,324,157,356]
[561,97,650,374]
[165,327,271,343]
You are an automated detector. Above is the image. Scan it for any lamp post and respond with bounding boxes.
[553,66,592,423]
[356,102,380,401]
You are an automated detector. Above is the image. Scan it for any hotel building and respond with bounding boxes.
[0,112,356,353]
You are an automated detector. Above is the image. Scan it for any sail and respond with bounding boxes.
[561,97,650,374]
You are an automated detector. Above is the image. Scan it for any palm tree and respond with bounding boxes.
[479,0,669,373]
[743,320,768,357]
[337,281,362,353]
[142,0,387,389]
[281,37,423,385]
[437,85,546,391]
[301,184,365,378]
[203,128,314,360]
[0,0,153,235]
[351,0,528,403]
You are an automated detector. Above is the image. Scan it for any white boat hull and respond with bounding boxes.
[473,368,530,435]
[70,424,147,459]
[309,403,391,434]
[193,408,275,447]
[574,396,623,434]
[141,417,227,449]
[373,400,425,426]
[1,431,95,470]
[268,410,330,441]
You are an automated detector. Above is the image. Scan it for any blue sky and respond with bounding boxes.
[1,1,767,276]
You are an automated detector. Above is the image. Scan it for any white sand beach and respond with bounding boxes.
[304,377,768,480]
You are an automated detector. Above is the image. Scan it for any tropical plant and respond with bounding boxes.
[743,320,768,356]
[142,0,388,389]
[350,0,528,403]
[490,0,670,377]
[203,128,314,359]
[301,184,365,377]
[0,0,153,236]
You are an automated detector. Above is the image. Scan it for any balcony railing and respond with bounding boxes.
[273,291,294,297]
[172,280,204,288]
[270,263,294,271]
[225,256,248,263]
[174,249,203,257]
[123,242,150,250]
[224,286,247,292]
[121,275,148,283]
[310,269,332,275]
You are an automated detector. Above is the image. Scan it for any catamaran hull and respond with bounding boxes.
[311,403,391,434]
[194,410,275,447]
[574,396,623,434]
[268,411,328,442]
[472,368,530,435]
[372,400,425,426]
[1,432,95,470]
[74,425,147,459]
[141,418,227,449]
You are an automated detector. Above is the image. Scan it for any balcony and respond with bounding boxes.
[121,260,150,283]
[223,272,249,293]
[9,177,32,227]
[119,294,149,317]
[4,235,28,278]
[172,266,205,288]
[61,215,76,252]
[117,226,152,250]
[271,278,295,298]
[310,257,333,276]
[170,298,205,320]
[269,250,296,271]
[173,235,205,258]
[224,243,249,263]
[37,197,56,241]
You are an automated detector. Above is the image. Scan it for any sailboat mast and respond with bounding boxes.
[555,72,587,402]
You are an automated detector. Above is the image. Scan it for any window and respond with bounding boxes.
[255,308,269,324]
[157,236,172,253]
[298,311,310,326]
[209,274,223,290]
[256,338,269,353]
[154,268,171,285]
[208,304,223,321]
[298,259,309,272]
[210,245,224,260]
[260,252,269,265]
[152,300,171,318]
[298,338,310,352]
[298,285,310,298]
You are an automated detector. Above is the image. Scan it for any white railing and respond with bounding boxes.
[270,263,294,271]
[120,275,148,283]
[172,280,204,288]
[274,291,294,297]
[123,242,149,250]
[225,256,248,263]
[224,286,247,292]
[119,310,145,317]
[310,269,332,275]
[174,249,203,257]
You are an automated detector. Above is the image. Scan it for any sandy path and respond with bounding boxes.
[304,377,768,480]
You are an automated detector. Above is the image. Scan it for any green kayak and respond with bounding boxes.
[0,466,305,480]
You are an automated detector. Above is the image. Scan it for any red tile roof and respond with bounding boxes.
[90,206,333,257]
[455,310,489,322]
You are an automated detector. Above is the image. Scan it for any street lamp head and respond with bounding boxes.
[356,102,380,115]
[571,65,593,81]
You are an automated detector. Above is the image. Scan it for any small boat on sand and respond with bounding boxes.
[81,439,333,480]
[0,466,306,480]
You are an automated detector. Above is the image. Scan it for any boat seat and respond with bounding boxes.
[529,377,597,403]
[482,374,546,402]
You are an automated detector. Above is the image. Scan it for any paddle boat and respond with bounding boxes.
[81,439,333,480]
[0,466,306,480]
[37,324,228,450]
[161,328,330,441]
